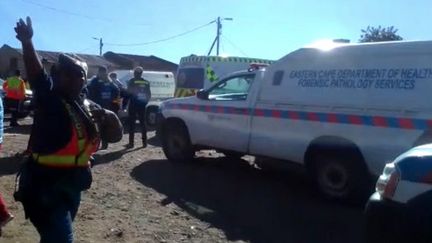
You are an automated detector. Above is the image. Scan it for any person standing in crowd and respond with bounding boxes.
[126,66,151,148]
[109,72,125,91]
[109,72,127,110]
[0,93,14,237]
[13,17,123,242]
[87,67,120,149]
[3,70,27,127]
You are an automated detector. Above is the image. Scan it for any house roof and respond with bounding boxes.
[104,51,178,72]
[1,44,178,72]
[1,44,114,68]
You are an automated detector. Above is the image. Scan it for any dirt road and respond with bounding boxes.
[0,121,366,243]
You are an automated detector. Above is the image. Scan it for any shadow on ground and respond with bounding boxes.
[147,135,161,147]
[0,154,25,176]
[131,157,366,243]
[92,147,143,166]
[4,124,32,135]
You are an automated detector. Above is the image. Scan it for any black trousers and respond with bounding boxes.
[4,98,21,125]
[128,105,147,143]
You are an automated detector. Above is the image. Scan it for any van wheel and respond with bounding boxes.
[310,152,371,201]
[146,106,159,128]
[161,122,194,163]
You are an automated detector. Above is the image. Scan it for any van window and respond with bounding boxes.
[176,68,205,89]
[273,70,284,86]
[208,74,255,101]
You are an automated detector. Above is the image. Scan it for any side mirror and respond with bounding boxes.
[196,89,209,100]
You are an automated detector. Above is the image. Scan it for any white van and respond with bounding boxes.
[158,40,432,200]
[113,70,175,127]
[175,55,274,97]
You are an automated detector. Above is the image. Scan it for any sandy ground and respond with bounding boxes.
[0,119,366,243]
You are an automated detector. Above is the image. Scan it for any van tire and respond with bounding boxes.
[161,121,194,163]
[146,105,159,129]
[309,151,371,201]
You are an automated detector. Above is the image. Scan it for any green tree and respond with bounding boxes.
[359,26,403,43]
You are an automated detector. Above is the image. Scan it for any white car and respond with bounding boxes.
[365,144,432,243]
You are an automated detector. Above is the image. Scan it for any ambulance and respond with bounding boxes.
[158,40,432,201]
[113,69,175,127]
[175,55,274,97]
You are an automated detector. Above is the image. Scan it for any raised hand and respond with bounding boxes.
[14,16,33,42]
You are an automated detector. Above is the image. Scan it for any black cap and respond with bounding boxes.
[57,53,88,78]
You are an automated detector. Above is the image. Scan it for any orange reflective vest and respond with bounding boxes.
[32,101,100,168]
[3,76,26,100]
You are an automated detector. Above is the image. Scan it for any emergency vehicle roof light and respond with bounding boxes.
[248,63,269,72]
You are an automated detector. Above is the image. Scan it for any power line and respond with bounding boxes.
[20,0,148,26]
[78,44,99,54]
[105,21,215,47]
[221,34,249,57]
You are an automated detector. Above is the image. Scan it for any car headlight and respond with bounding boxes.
[376,163,400,199]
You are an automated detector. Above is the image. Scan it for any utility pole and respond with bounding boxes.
[93,37,103,56]
[208,17,233,56]
[216,17,221,56]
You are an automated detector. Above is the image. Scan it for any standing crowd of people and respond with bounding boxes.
[0,16,152,242]
[85,64,152,149]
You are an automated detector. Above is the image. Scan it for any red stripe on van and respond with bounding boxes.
[398,118,414,129]
[348,115,362,125]
[307,112,319,121]
[288,111,300,120]
[372,116,388,127]
[328,113,339,123]
[254,109,265,117]
[272,110,282,118]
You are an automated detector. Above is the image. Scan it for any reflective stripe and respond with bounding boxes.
[133,80,149,85]
[8,77,21,89]
[32,100,99,168]
[33,153,90,167]
[174,88,197,97]
[180,56,275,65]
[5,76,26,99]
[78,139,86,152]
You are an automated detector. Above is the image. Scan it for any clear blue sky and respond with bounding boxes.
[1,0,431,63]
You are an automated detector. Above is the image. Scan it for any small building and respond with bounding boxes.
[0,44,116,79]
[104,51,178,75]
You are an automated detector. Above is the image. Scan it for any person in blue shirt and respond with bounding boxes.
[87,67,120,149]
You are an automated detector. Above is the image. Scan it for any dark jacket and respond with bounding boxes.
[87,77,120,111]
[127,77,151,108]
[29,71,98,154]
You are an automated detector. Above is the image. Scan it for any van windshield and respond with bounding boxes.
[176,68,204,89]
